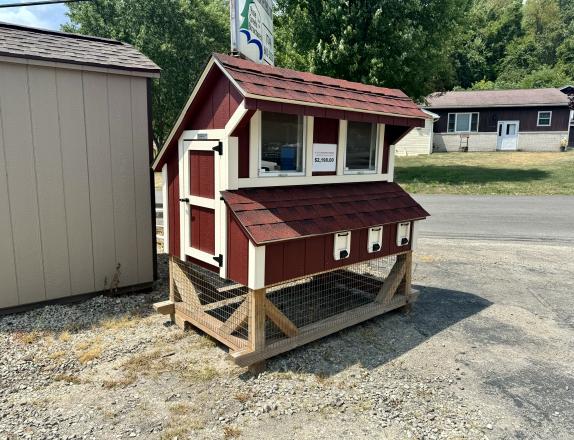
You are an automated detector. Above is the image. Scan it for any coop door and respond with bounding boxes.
[497,121,519,151]
[180,139,222,267]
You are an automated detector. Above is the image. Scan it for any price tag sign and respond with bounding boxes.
[312,143,337,172]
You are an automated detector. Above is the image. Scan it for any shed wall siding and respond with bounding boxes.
[395,119,432,156]
[0,62,154,309]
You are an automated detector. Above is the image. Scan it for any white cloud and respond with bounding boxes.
[0,2,69,30]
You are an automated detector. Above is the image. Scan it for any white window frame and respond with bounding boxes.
[343,121,380,175]
[447,112,479,133]
[537,111,552,127]
[258,110,307,177]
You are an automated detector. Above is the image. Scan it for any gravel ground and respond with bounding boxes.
[1,239,573,440]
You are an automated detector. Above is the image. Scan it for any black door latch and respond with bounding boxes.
[179,198,189,203]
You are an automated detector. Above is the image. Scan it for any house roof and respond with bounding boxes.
[425,88,569,109]
[221,181,429,245]
[0,22,160,76]
[214,53,427,119]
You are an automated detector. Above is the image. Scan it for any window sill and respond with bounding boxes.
[343,170,377,175]
[258,172,306,177]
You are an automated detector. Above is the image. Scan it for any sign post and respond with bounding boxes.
[230,0,274,65]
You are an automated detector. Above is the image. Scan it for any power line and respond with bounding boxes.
[0,0,92,9]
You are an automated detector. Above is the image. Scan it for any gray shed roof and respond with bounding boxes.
[426,88,569,109]
[0,22,160,76]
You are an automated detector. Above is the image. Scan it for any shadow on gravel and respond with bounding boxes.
[261,285,492,377]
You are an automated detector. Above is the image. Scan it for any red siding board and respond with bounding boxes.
[212,74,231,128]
[190,206,215,254]
[283,240,306,281]
[236,122,250,179]
[227,212,249,285]
[189,150,215,199]
[167,149,180,257]
[304,236,326,275]
[265,242,285,285]
[313,117,339,144]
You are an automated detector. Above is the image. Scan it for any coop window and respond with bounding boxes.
[367,226,383,253]
[260,111,305,175]
[537,111,552,127]
[345,121,378,173]
[447,113,479,133]
[333,231,351,260]
[396,222,411,247]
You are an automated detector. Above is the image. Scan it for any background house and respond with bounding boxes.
[395,109,439,156]
[426,88,570,152]
[0,23,160,311]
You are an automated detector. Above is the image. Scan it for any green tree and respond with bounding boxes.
[64,0,229,146]
[274,0,470,100]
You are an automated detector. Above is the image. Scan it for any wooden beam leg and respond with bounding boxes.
[265,299,299,337]
[375,253,407,305]
[248,288,266,351]
[248,288,267,373]
[220,300,249,335]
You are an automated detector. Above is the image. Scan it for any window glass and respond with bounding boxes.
[346,121,377,171]
[538,112,551,126]
[261,112,304,173]
[448,114,456,132]
[471,113,479,131]
[456,113,471,132]
[507,123,516,135]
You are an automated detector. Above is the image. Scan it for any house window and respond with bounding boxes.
[537,111,552,127]
[447,113,479,133]
[260,112,305,175]
[345,121,378,173]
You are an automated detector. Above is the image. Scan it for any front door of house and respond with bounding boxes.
[497,121,519,151]
[180,139,221,268]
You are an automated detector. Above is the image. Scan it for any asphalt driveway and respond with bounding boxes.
[413,195,574,243]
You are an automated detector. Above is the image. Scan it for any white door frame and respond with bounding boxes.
[497,120,520,151]
[179,137,221,267]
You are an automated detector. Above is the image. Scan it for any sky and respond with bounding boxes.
[0,1,69,30]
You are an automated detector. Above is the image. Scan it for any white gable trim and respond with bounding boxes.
[152,57,218,170]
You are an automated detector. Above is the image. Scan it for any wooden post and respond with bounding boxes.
[248,288,266,373]
[168,258,175,322]
[398,251,413,313]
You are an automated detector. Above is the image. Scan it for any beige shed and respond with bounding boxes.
[0,23,160,311]
[395,109,439,156]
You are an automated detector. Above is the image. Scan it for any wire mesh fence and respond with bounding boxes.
[170,254,400,350]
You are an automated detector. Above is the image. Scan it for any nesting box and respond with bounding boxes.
[152,54,430,370]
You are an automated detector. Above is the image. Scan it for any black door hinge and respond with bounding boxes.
[212,141,223,155]
[213,254,223,267]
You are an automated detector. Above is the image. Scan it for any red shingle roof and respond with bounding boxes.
[222,182,429,245]
[214,53,427,120]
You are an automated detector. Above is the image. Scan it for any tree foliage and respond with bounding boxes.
[274,0,470,100]
[64,0,574,144]
[64,0,229,145]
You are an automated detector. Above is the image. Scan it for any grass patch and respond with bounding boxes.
[13,331,44,345]
[180,364,219,382]
[77,346,102,364]
[395,151,574,195]
[122,349,163,376]
[102,375,136,389]
[100,314,142,331]
[160,417,205,440]
[223,426,242,438]
[58,331,71,342]
[169,402,192,416]
[54,374,83,384]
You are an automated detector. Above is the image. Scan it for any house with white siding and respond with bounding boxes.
[0,23,160,311]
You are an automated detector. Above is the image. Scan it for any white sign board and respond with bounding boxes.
[312,143,337,172]
[230,0,274,65]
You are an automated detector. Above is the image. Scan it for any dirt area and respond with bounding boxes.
[1,238,573,440]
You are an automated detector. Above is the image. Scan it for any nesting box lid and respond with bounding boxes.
[221,181,429,245]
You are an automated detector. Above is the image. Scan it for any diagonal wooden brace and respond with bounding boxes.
[265,299,299,337]
[375,253,409,305]
[220,300,249,335]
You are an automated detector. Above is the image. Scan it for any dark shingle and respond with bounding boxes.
[0,22,160,75]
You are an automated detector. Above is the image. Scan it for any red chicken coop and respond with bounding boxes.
[152,53,430,371]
